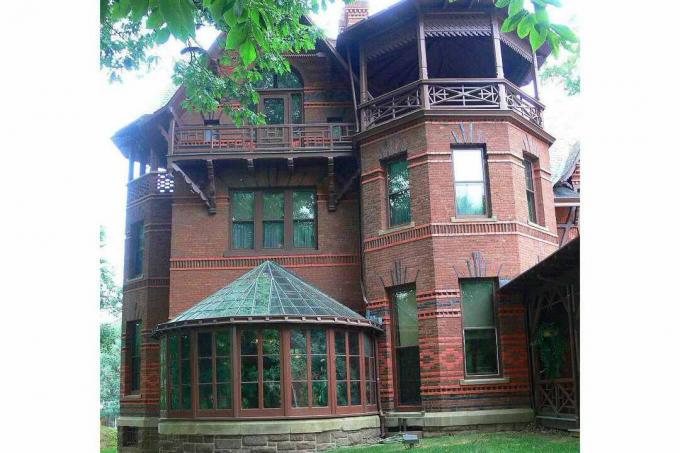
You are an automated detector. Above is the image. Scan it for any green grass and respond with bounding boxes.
[100,425,117,453]
[329,431,578,453]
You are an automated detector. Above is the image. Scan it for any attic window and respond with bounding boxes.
[255,70,303,89]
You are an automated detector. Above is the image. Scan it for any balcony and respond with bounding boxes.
[169,123,356,161]
[127,171,174,206]
[358,78,544,131]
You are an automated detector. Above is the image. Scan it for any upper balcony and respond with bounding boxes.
[336,1,552,136]
[169,122,356,163]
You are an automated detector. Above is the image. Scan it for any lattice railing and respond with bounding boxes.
[535,379,577,417]
[172,123,355,154]
[505,83,544,127]
[358,78,544,130]
[127,171,174,205]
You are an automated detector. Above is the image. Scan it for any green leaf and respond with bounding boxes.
[552,24,578,42]
[156,27,171,44]
[160,0,195,40]
[223,9,237,27]
[226,25,247,49]
[529,26,547,51]
[534,5,549,24]
[543,0,562,6]
[146,7,164,29]
[240,40,256,66]
[495,0,512,7]
[517,14,535,39]
[501,10,527,33]
[130,0,149,20]
[208,0,228,20]
[508,0,525,17]
[547,31,560,58]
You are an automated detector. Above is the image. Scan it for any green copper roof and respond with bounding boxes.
[157,261,379,332]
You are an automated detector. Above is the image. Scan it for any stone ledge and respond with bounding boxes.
[159,415,380,436]
[459,377,510,386]
[117,416,160,428]
[384,408,534,428]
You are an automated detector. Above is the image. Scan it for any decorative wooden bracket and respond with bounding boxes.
[327,158,337,211]
[287,158,294,173]
[158,125,170,144]
[170,162,214,213]
[246,158,255,174]
[205,160,217,215]
[333,167,361,209]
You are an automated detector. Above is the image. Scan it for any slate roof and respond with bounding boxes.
[156,261,379,333]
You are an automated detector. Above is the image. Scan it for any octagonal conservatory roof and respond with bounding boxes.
[155,261,380,333]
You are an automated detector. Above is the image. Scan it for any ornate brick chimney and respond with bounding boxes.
[338,1,369,33]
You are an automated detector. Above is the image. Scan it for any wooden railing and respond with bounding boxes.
[171,123,355,155]
[127,171,174,205]
[358,78,544,130]
[535,378,577,418]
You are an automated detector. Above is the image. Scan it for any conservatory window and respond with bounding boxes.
[197,330,233,412]
[461,279,500,376]
[290,328,329,408]
[240,328,282,410]
[168,333,192,410]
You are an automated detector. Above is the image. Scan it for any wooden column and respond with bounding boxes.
[127,151,135,181]
[416,12,430,109]
[359,45,368,130]
[149,146,159,172]
[532,51,541,100]
[491,15,508,109]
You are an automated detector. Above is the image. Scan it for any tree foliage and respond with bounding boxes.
[541,41,580,96]
[100,226,122,422]
[100,0,578,122]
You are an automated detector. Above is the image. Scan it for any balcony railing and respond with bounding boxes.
[359,78,544,130]
[127,171,174,205]
[171,123,356,156]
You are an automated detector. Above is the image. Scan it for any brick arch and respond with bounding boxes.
[377,134,408,161]
[450,123,487,145]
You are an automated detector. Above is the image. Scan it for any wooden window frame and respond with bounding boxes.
[127,221,144,280]
[195,328,236,417]
[384,155,412,228]
[163,325,378,419]
[287,327,332,416]
[126,320,142,395]
[230,190,256,250]
[229,188,318,254]
[166,331,193,417]
[460,278,502,379]
[523,155,540,225]
[389,284,422,410]
[451,145,492,218]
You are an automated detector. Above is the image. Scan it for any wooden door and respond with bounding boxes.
[258,95,289,148]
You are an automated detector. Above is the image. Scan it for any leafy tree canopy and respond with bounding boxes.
[100,0,577,124]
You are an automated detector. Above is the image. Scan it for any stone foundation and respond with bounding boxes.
[383,408,534,435]
[117,425,160,453]
[157,416,380,453]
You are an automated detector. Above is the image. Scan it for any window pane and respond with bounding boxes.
[240,330,258,355]
[397,346,421,405]
[335,356,347,380]
[527,192,537,223]
[312,381,328,407]
[263,98,285,125]
[160,337,167,410]
[290,329,306,354]
[232,191,254,220]
[336,382,348,406]
[198,332,212,357]
[199,358,212,384]
[393,288,418,347]
[262,329,280,355]
[348,332,359,356]
[263,356,281,382]
[455,182,486,216]
[217,383,232,409]
[350,356,360,380]
[464,328,499,375]
[232,222,254,249]
[263,192,284,219]
[181,334,190,357]
[453,149,484,181]
[310,329,326,354]
[311,355,327,380]
[263,221,284,248]
[389,191,411,226]
[524,159,535,191]
[294,220,316,248]
[241,383,259,409]
[291,355,307,381]
[291,381,308,407]
[215,331,230,356]
[181,385,192,410]
[350,381,361,405]
[216,357,231,382]
[293,191,316,219]
[461,280,495,328]
[199,384,213,409]
[335,331,346,355]
[277,71,303,89]
[241,356,258,382]
[264,382,281,408]
[291,93,303,124]
[387,159,410,194]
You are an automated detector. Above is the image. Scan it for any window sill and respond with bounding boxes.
[450,215,497,223]
[122,393,142,400]
[125,275,144,284]
[527,221,548,231]
[379,221,415,236]
[459,377,509,386]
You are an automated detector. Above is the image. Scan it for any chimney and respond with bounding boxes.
[338,1,369,34]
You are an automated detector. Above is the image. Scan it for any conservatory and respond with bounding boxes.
[153,261,382,421]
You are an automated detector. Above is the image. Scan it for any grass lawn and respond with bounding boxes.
[101,425,117,453]
[329,431,578,453]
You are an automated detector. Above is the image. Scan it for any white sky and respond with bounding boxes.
[99,0,581,284]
